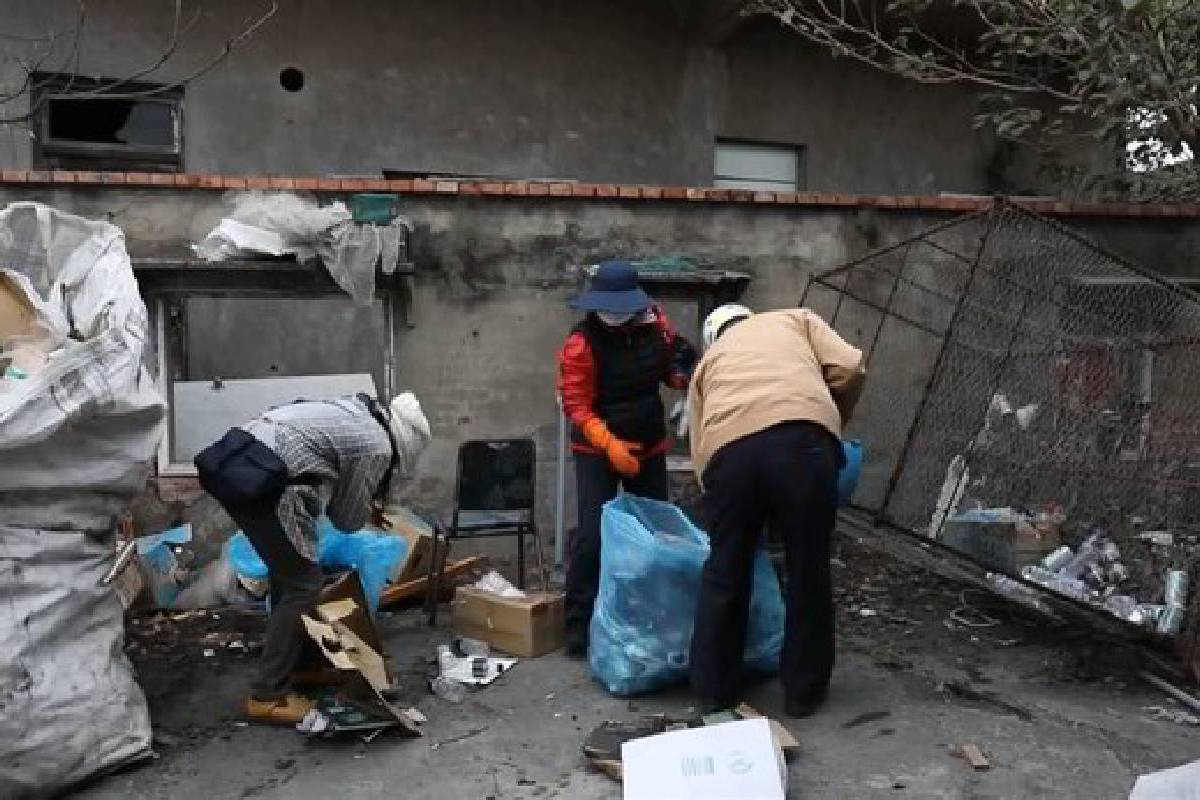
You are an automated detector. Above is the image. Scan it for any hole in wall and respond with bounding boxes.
[279,67,305,92]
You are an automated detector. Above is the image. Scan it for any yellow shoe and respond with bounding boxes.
[246,693,315,726]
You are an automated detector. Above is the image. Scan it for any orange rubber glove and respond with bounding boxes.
[581,418,642,478]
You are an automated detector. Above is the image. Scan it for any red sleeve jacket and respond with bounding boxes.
[556,305,695,456]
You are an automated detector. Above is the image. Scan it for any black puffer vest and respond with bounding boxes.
[572,315,670,448]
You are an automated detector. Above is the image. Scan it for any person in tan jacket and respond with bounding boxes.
[687,304,865,718]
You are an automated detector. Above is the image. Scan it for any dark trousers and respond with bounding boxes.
[224,494,323,701]
[565,450,668,636]
[690,422,839,708]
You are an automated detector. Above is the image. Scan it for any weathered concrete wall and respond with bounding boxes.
[4,185,1199,554]
[0,0,1011,194]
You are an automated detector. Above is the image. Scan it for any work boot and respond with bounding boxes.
[785,687,828,719]
[246,693,315,726]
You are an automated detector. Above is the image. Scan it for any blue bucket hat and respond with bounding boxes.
[570,260,652,314]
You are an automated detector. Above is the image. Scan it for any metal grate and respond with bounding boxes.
[804,200,1200,612]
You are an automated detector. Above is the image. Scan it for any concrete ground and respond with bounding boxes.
[74,538,1200,800]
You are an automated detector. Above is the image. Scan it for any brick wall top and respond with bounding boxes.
[1,169,1198,218]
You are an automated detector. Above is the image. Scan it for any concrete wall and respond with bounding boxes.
[0,0,1011,194]
[4,184,1199,557]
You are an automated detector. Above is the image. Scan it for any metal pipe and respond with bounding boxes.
[1139,671,1200,715]
[878,214,998,522]
[863,243,912,368]
[555,398,567,566]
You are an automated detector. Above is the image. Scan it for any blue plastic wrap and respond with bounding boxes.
[315,517,407,613]
[839,439,863,506]
[228,532,269,580]
[589,494,785,696]
[226,519,407,613]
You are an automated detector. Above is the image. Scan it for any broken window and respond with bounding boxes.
[713,138,804,191]
[33,74,183,172]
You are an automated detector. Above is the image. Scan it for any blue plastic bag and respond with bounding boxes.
[228,531,269,580]
[839,439,863,506]
[316,518,407,613]
[589,494,785,696]
[136,524,192,609]
[227,518,407,614]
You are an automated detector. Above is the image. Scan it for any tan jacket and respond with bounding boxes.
[688,309,865,478]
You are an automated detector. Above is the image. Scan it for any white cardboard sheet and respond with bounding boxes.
[622,718,786,800]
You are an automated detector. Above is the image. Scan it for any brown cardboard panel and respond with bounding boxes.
[0,272,36,341]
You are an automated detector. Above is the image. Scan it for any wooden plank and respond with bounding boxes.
[955,744,991,771]
[378,556,488,607]
[734,702,800,753]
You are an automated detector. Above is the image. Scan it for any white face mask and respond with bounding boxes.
[596,311,635,327]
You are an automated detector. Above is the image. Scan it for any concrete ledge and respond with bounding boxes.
[2,169,1199,218]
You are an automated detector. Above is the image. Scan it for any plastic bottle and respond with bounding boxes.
[1165,570,1190,608]
[1058,531,1107,579]
[1041,546,1073,572]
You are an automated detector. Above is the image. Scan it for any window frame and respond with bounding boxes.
[32,73,184,171]
[713,136,805,192]
[136,257,414,477]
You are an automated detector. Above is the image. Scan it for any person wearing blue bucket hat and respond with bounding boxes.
[557,260,698,656]
[687,304,866,718]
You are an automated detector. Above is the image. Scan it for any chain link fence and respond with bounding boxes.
[804,200,1200,633]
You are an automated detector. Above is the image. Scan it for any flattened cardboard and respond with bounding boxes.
[297,572,420,737]
[451,586,565,657]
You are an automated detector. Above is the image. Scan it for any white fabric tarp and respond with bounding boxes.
[0,202,164,798]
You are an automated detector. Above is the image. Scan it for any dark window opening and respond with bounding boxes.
[48,98,176,148]
[279,67,305,92]
[33,73,182,173]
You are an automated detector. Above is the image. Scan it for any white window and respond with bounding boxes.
[713,139,803,191]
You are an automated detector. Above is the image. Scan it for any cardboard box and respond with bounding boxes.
[0,271,36,342]
[451,586,565,657]
[386,507,450,583]
[940,517,1060,573]
[297,572,421,737]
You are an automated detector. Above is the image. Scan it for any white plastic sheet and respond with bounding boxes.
[193,191,409,307]
[0,202,164,798]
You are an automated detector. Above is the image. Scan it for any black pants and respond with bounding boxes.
[565,450,668,637]
[224,493,323,701]
[690,422,839,708]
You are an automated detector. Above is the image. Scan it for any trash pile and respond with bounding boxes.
[986,525,1193,636]
[106,517,410,614]
[927,392,1197,637]
[429,568,569,702]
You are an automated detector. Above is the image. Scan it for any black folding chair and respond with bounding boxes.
[425,438,548,624]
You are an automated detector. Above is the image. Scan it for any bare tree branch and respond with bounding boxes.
[0,0,280,124]
[752,0,1200,200]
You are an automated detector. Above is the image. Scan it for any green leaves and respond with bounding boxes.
[760,0,1200,200]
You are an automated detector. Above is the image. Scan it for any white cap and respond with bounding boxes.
[387,392,432,478]
[702,303,753,349]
